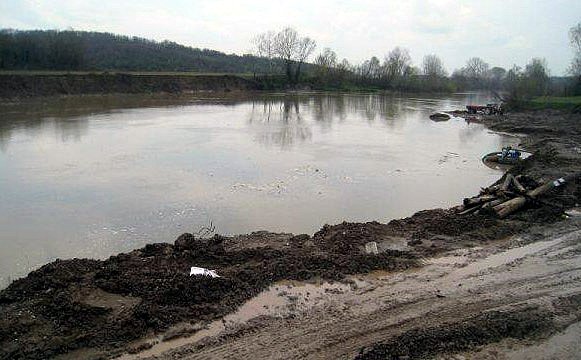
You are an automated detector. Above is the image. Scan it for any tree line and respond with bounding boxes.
[1,27,579,96]
[0,29,278,73]
[254,26,581,96]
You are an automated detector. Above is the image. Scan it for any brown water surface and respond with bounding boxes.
[0,92,515,287]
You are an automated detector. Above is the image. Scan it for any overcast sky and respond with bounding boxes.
[1,0,579,75]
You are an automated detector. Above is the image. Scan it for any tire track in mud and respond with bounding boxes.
[142,226,581,360]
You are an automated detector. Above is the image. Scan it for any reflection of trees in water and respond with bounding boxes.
[1,93,418,152]
[248,96,313,149]
[323,93,404,128]
[326,93,405,128]
[0,93,249,152]
[312,95,346,126]
[0,126,9,152]
[247,93,410,148]
[0,103,90,152]
[369,94,405,128]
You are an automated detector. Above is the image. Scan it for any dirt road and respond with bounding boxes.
[121,217,581,360]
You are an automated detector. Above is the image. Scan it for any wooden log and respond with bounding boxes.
[494,173,580,218]
[512,176,526,193]
[475,198,507,215]
[481,198,505,210]
[501,174,514,191]
[463,194,497,208]
[459,204,483,215]
[480,183,501,195]
[494,197,527,218]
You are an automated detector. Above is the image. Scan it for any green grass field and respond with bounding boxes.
[529,96,581,110]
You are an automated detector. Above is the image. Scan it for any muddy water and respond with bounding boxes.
[0,92,516,287]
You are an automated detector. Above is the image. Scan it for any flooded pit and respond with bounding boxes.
[0,92,516,287]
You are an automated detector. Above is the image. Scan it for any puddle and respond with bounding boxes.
[377,237,410,252]
[565,208,581,217]
[448,238,564,280]
[117,281,352,359]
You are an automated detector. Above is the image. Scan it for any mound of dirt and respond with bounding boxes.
[0,233,417,360]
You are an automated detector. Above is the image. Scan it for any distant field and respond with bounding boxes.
[529,96,581,109]
[0,70,256,78]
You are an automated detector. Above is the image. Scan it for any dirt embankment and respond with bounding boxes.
[0,73,262,99]
[1,109,580,360]
[0,232,417,360]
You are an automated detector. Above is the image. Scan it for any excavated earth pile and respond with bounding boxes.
[0,232,417,359]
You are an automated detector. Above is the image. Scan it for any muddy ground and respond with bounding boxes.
[1,108,581,360]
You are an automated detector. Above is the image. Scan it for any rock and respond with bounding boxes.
[174,233,196,250]
[430,113,451,121]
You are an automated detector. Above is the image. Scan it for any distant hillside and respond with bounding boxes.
[0,29,278,73]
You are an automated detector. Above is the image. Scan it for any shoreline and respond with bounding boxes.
[0,73,262,100]
[1,107,580,359]
[0,72,471,101]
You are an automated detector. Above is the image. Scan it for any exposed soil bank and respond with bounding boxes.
[1,109,581,359]
[0,73,261,99]
[0,233,417,360]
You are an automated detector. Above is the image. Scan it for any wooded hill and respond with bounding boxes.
[0,29,277,73]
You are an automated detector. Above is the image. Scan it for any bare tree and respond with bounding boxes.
[451,68,469,89]
[505,65,523,96]
[421,54,447,90]
[273,27,299,81]
[254,30,276,74]
[422,54,447,78]
[294,36,316,82]
[315,47,337,68]
[524,58,550,96]
[571,23,581,51]
[489,66,506,89]
[383,47,412,85]
[489,67,506,80]
[464,57,489,84]
[315,47,337,81]
[256,27,316,83]
[359,56,381,80]
[569,23,581,77]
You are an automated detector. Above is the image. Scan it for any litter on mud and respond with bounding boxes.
[189,266,220,278]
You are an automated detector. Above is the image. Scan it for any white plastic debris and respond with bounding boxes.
[365,241,379,255]
[553,178,566,187]
[189,266,220,278]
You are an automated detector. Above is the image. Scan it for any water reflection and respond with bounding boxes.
[0,92,495,151]
[248,97,312,148]
[0,94,245,151]
[245,93,414,149]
